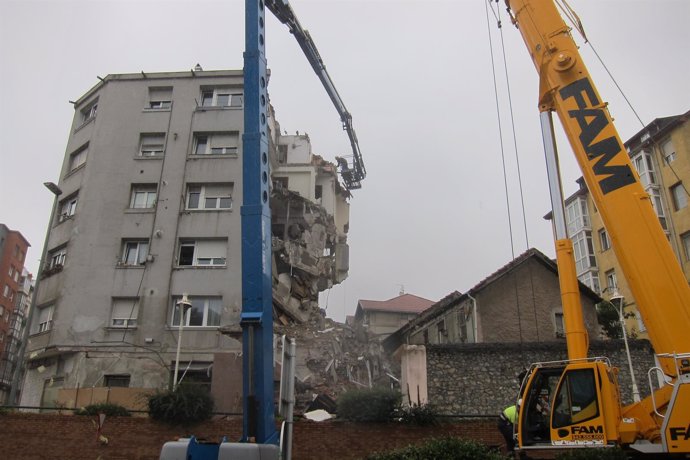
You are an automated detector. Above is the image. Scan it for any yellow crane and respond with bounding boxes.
[505,0,690,456]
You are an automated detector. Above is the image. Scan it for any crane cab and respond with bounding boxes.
[517,359,622,450]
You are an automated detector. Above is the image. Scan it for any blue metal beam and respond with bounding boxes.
[241,0,277,445]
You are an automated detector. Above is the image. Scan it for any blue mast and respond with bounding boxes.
[241,0,277,444]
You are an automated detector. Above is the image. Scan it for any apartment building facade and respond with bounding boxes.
[0,225,31,403]
[556,110,690,338]
[20,69,351,411]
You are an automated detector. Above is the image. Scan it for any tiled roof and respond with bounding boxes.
[358,294,435,314]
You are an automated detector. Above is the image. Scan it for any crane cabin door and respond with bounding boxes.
[550,363,608,447]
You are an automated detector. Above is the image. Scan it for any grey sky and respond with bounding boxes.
[1,0,688,322]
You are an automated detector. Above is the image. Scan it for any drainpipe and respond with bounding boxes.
[467,292,478,343]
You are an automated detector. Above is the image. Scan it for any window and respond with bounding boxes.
[200,88,243,108]
[682,232,690,261]
[48,247,67,269]
[130,184,157,209]
[554,311,565,337]
[598,228,610,251]
[2,285,10,298]
[8,265,14,279]
[80,100,98,123]
[572,231,596,274]
[104,374,131,387]
[34,305,54,334]
[552,368,599,428]
[110,298,138,328]
[120,240,149,265]
[171,297,222,327]
[147,87,172,110]
[69,145,88,172]
[671,183,687,211]
[193,133,239,155]
[178,239,227,266]
[637,312,647,333]
[605,269,617,293]
[139,133,165,157]
[632,150,657,188]
[170,362,212,391]
[186,184,233,210]
[648,188,668,230]
[662,139,676,164]
[578,272,600,294]
[566,198,590,235]
[59,195,78,222]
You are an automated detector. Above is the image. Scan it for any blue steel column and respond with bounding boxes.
[242,0,277,444]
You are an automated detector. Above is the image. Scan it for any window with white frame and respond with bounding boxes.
[69,145,88,172]
[34,305,54,334]
[572,230,597,274]
[662,139,676,164]
[648,188,668,230]
[2,285,10,298]
[200,88,243,108]
[110,298,139,328]
[193,132,239,155]
[681,232,690,261]
[566,197,590,235]
[632,150,657,188]
[59,194,78,222]
[8,265,14,279]
[80,100,98,124]
[178,239,227,266]
[171,296,222,327]
[671,182,688,211]
[48,246,67,269]
[130,184,157,209]
[139,133,165,157]
[636,311,647,333]
[605,269,617,293]
[147,87,172,110]
[598,228,610,251]
[578,271,600,294]
[120,240,149,265]
[186,183,233,210]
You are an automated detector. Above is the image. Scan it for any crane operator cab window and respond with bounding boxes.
[520,367,563,445]
[552,369,600,428]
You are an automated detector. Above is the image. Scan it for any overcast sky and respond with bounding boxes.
[1,0,688,322]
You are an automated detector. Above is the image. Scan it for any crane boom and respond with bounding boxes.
[507,0,690,455]
[265,0,366,190]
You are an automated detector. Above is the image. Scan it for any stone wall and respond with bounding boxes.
[426,339,655,415]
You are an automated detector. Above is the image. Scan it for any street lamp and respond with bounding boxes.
[610,290,641,403]
[8,182,63,405]
[172,294,192,391]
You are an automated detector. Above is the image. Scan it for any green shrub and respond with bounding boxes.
[75,402,131,417]
[366,437,507,460]
[396,403,438,426]
[147,384,214,425]
[555,447,628,460]
[337,387,401,422]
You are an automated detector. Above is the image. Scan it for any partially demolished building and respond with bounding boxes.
[19,69,353,413]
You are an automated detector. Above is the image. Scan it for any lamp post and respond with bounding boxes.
[8,182,63,405]
[610,290,641,403]
[172,294,192,391]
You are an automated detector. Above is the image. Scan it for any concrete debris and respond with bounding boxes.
[275,317,396,415]
[271,186,346,323]
[303,409,334,422]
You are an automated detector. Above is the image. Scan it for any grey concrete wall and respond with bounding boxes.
[426,339,655,416]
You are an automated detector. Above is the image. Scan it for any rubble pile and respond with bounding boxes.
[275,317,394,414]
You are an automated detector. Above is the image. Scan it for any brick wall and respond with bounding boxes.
[426,339,656,416]
[0,412,505,460]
